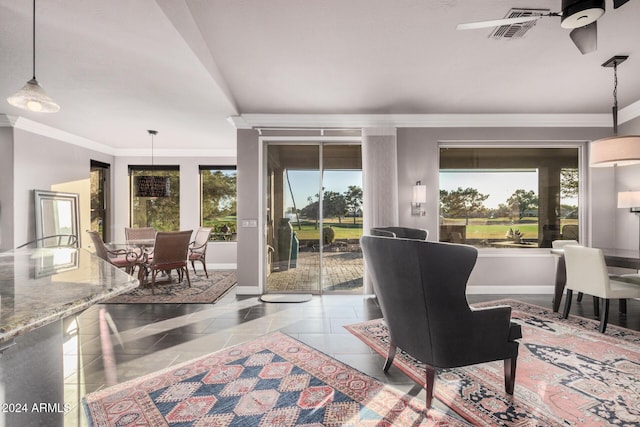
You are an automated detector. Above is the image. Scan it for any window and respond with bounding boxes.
[129,165,180,231]
[200,166,237,241]
[90,160,110,242]
[439,147,580,248]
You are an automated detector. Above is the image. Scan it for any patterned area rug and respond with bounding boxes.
[345,299,640,426]
[83,332,471,426]
[104,271,236,304]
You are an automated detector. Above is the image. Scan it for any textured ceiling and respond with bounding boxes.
[1,0,639,154]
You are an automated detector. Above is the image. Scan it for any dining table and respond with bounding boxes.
[550,247,640,312]
[108,239,155,283]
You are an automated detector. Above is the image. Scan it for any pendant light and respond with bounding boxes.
[590,55,640,167]
[6,0,60,113]
[134,130,170,197]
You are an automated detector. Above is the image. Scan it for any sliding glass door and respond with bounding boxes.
[265,143,363,294]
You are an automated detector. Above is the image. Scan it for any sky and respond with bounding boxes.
[440,170,538,209]
[286,170,362,210]
[440,169,579,208]
[284,168,576,212]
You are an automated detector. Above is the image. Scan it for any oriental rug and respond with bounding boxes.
[345,299,640,427]
[104,270,236,304]
[83,332,471,426]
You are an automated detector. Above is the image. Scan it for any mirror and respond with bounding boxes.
[34,248,79,278]
[34,190,80,248]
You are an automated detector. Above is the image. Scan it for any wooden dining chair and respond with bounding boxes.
[189,227,212,277]
[124,227,156,243]
[141,230,193,294]
[87,231,140,274]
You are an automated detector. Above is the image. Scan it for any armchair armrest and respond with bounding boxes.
[189,240,208,253]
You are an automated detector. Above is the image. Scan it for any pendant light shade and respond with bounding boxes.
[7,78,60,113]
[135,130,170,197]
[590,55,640,167]
[6,0,60,113]
[590,135,640,167]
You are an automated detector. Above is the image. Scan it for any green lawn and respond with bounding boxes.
[291,218,363,241]
[443,217,578,240]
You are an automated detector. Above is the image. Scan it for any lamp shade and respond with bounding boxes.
[7,78,60,113]
[590,135,640,167]
[412,184,427,204]
[617,191,640,209]
[135,176,170,197]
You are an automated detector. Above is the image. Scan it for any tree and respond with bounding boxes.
[561,168,578,198]
[440,187,489,225]
[507,189,538,221]
[301,193,320,229]
[322,190,347,223]
[344,185,363,224]
[201,170,237,223]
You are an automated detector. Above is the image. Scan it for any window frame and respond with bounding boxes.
[437,141,587,251]
[128,165,180,231]
[199,165,237,242]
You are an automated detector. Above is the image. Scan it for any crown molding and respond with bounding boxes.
[619,99,640,124]
[1,114,237,158]
[5,115,117,155]
[0,114,18,127]
[113,148,237,158]
[238,113,614,129]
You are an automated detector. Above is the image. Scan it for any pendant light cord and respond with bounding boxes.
[148,130,158,167]
[32,0,36,79]
[612,61,619,134]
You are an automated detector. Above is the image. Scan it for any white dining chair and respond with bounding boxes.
[562,245,640,333]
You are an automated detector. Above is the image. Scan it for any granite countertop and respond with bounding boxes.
[0,247,138,343]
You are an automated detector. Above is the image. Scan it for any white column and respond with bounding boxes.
[362,127,398,294]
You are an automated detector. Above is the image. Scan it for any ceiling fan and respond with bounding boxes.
[456,0,630,54]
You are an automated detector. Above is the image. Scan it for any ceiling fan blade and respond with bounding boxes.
[456,15,542,30]
[570,21,597,54]
[613,0,630,9]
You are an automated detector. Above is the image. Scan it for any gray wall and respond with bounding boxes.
[236,129,261,293]
[615,116,640,251]
[112,155,238,269]
[235,125,625,295]
[4,127,238,270]
[11,128,114,249]
[396,126,613,291]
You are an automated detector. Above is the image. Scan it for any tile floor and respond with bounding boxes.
[59,289,640,426]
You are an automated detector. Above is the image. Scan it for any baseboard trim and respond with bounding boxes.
[466,285,556,294]
[207,263,237,270]
[235,286,260,295]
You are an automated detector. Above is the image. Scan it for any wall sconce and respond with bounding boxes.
[618,190,640,254]
[618,191,640,213]
[411,181,427,216]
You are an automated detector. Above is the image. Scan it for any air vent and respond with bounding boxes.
[490,8,549,40]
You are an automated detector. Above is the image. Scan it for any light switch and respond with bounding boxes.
[241,219,257,228]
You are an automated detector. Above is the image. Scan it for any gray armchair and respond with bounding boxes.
[360,235,521,408]
[370,226,428,240]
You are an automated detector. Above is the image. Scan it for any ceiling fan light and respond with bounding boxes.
[561,0,605,29]
[7,78,60,113]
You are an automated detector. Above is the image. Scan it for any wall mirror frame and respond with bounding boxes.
[34,190,80,248]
